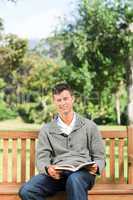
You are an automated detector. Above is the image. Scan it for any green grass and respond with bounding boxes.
[0,117,41,131]
[0,117,127,131]
[99,125,127,131]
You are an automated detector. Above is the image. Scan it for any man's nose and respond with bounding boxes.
[61,99,66,104]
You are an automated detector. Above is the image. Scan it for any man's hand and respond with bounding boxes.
[47,165,62,180]
[85,163,98,175]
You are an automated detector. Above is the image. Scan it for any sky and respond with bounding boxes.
[0,0,76,39]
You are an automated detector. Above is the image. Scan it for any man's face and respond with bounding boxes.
[53,90,74,116]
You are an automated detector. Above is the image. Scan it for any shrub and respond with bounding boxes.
[0,100,18,120]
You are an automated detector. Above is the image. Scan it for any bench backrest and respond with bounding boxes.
[99,129,127,184]
[0,127,133,185]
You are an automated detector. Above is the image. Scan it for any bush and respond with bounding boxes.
[0,100,18,121]
[17,96,56,124]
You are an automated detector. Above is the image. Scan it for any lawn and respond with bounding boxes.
[0,117,126,131]
[0,117,41,131]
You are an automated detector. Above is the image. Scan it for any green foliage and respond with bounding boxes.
[17,96,56,124]
[0,18,3,35]
[0,32,61,123]
[12,53,60,123]
[53,63,93,95]
[0,78,6,89]
[4,34,28,68]
[57,0,132,124]
[33,34,64,60]
[63,0,131,89]
[0,34,28,87]
[0,100,18,121]
[0,0,132,125]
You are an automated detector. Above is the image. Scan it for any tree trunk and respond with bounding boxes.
[115,91,121,125]
[127,55,133,125]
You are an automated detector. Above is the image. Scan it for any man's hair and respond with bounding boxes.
[52,83,73,96]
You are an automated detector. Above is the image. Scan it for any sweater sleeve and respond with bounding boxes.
[89,121,105,174]
[36,124,53,174]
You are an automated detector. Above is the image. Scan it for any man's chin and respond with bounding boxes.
[63,111,69,116]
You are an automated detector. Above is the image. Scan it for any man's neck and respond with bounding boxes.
[59,111,74,125]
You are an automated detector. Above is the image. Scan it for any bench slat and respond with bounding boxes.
[118,138,125,183]
[110,139,115,182]
[0,183,133,195]
[0,131,38,139]
[3,139,8,182]
[101,130,127,139]
[30,139,35,178]
[12,139,17,183]
[128,126,133,184]
[0,129,127,139]
[21,140,26,182]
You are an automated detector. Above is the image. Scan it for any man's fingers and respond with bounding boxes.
[47,165,62,179]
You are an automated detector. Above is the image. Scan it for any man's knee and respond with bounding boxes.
[19,184,29,199]
[66,172,82,188]
[66,171,95,191]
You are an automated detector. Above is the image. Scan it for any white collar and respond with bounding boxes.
[57,113,76,135]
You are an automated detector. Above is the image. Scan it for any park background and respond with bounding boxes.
[0,0,133,130]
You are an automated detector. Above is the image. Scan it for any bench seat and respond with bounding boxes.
[0,183,133,200]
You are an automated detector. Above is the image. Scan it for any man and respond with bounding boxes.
[19,83,105,200]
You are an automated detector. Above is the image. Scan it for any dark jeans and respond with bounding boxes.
[19,170,95,200]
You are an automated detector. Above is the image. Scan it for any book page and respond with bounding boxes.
[55,161,96,172]
[77,161,96,170]
[55,164,75,171]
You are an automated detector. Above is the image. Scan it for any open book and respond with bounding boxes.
[55,161,96,172]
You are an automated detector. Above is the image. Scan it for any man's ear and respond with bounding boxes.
[72,96,75,103]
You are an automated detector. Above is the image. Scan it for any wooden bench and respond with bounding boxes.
[0,126,133,200]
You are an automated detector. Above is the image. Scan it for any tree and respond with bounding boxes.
[60,0,133,124]
[0,18,4,41]
[0,34,28,109]
[126,23,133,125]
[0,34,28,79]
[16,52,60,123]
[7,0,17,2]
[0,18,3,32]
[33,34,64,60]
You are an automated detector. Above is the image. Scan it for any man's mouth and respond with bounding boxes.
[63,111,69,115]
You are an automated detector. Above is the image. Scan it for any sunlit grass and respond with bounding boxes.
[0,118,127,131]
[0,117,41,131]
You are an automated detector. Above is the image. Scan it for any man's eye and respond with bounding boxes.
[57,99,61,102]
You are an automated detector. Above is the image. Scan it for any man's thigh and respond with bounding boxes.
[20,174,66,196]
[66,170,96,190]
